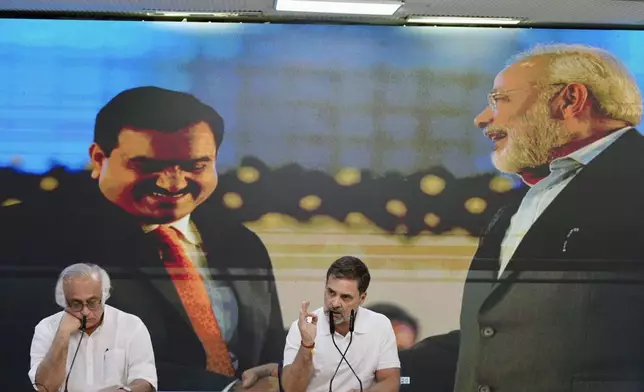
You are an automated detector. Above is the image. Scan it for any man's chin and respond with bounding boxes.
[134,208,193,225]
[491,152,521,174]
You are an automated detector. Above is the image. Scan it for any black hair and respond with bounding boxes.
[368,302,419,336]
[326,255,371,294]
[94,86,225,156]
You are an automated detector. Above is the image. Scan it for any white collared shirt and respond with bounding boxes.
[283,307,400,392]
[498,127,632,277]
[28,305,158,392]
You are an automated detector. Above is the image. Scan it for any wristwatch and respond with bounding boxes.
[118,387,132,392]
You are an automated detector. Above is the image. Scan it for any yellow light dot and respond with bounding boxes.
[40,176,59,191]
[85,161,95,171]
[1,198,21,207]
[299,195,322,211]
[345,212,370,225]
[335,167,361,186]
[394,224,408,235]
[420,175,445,196]
[222,192,243,209]
[237,166,260,184]
[489,176,514,193]
[448,227,471,236]
[424,213,441,227]
[385,199,407,217]
[465,197,487,214]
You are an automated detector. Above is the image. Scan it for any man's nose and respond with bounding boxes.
[81,307,91,316]
[474,106,494,129]
[156,167,188,192]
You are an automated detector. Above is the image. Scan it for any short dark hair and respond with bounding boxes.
[326,256,371,294]
[368,302,419,336]
[94,86,225,156]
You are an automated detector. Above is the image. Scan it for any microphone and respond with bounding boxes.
[64,316,86,392]
[328,309,363,392]
[347,310,362,392]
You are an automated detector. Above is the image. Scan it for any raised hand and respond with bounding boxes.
[57,311,81,336]
[297,300,318,346]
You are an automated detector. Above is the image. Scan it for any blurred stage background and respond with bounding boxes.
[1,19,643,340]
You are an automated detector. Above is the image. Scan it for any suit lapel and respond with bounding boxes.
[89,199,205,360]
[191,207,271,369]
[468,197,523,313]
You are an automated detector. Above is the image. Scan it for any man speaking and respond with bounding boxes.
[280,256,400,392]
[30,263,157,392]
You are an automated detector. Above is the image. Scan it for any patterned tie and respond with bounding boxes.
[151,225,235,376]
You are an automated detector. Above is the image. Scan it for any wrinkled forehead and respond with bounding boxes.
[326,276,360,297]
[64,276,102,300]
[493,57,550,91]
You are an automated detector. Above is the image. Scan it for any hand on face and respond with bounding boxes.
[58,311,82,336]
[298,301,318,346]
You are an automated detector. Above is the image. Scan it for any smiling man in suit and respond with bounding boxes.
[454,44,644,392]
[0,86,283,391]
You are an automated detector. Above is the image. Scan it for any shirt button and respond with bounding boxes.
[478,385,492,392]
[481,326,495,338]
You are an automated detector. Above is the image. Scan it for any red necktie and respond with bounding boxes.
[151,226,235,376]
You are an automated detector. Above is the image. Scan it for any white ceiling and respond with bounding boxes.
[0,0,643,26]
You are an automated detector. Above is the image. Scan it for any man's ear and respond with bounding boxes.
[359,291,367,305]
[88,143,106,180]
[553,83,591,119]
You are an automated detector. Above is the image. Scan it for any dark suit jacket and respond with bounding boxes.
[455,129,644,392]
[399,330,460,392]
[0,187,285,391]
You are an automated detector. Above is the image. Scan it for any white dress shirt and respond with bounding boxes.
[498,126,632,277]
[283,307,400,392]
[29,305,158,392]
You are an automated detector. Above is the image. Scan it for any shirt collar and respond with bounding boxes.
[555,126,632,167]
[141,214,199,245]
[520,126,632,186]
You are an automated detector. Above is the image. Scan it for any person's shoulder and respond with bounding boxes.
[107,305,147,328]
[361,307,395,329]
[360,306,388,321]
[35,310,65,332]
[192,204,264,240]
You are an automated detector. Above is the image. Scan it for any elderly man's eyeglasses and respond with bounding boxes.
[487,83,567,111]
[67,298,102,312]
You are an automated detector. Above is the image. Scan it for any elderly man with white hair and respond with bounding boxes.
[452,43,644,392]
[29,263,157,392]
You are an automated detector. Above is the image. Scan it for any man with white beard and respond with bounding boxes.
[453,44,644,392]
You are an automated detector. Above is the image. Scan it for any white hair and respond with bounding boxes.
[54,263,112,308]
[510,43,643,126]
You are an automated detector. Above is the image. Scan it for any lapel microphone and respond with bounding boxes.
[329,310,335,334]
[64,316,87,392]
[349,309,355,332]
